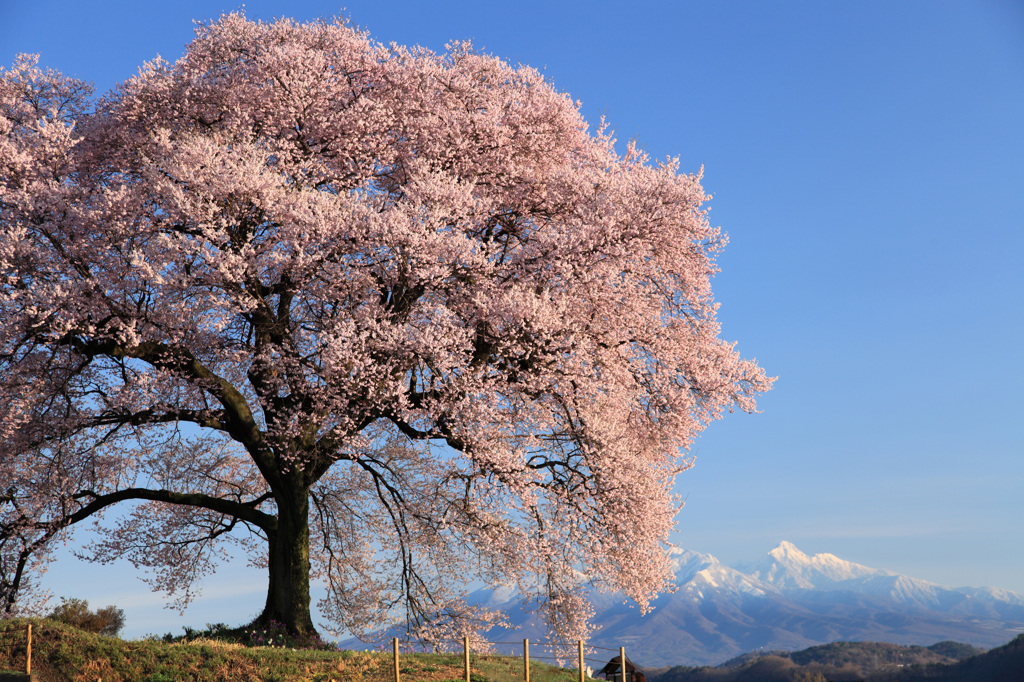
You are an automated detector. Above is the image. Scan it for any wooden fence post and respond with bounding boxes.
[393,637,400,682]
[26,623,33,675]
[578,640,585,682]
[524,639,530,682]
[620,647,626,682]
[463,635,470,682]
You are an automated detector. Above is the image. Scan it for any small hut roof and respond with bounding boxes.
[598,654,639,676]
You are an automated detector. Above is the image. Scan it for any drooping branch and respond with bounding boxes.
[0,482,275,614]
[68,487,277,533]
[58,335,283,486]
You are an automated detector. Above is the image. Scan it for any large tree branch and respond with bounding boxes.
[68,487,277,533]
[62,336,283,489]
[86,407,229,432]
[307,412,379,482]
[1,486,275,613]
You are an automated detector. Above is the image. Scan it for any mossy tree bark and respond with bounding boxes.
[258,478,315,636]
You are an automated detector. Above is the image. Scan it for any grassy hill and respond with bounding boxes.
[5,617,1022,682]
[0,618,583,682]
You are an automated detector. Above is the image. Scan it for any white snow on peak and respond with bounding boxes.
[736,542,1013,609]
[668,548,775,599]
[769,540,808,561]
[667,547,718,578]
[670,543,1024,611]
[488,584,520,605]
[752,541,888,589]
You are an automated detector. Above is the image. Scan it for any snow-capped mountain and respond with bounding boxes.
[746,540,885,589]
[746,541,1024,613]
[470,542,1024,666]
[668,548,773,599]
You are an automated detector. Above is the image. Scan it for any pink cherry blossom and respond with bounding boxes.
[0,13,772,641]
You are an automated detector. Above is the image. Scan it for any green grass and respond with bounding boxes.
[0,618,593,682]
[399,653,586,682]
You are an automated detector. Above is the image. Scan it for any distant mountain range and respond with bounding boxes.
[469,541,1024,666]
[646,636,1024,682]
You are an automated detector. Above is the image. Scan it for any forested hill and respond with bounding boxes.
[720,640,982,669]
[645,635,1024,682]
[875,634,1024,682]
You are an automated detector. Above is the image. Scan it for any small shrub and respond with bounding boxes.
[182,622,232,640]
[238,618,336,651]
[47,597,125,637]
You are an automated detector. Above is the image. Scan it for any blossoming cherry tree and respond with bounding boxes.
[0,14,772,641]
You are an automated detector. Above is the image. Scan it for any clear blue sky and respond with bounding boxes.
[2,0,1022,638]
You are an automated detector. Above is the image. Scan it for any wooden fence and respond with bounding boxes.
[389,637,633,682]
[0,624,31,676]
[1,623,637,682]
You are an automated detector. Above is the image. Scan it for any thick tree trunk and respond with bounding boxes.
[257,480,316,636]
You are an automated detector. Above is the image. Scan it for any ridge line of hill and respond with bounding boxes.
[644,634,1024,682]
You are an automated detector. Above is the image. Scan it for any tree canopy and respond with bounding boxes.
[0,13,772,642]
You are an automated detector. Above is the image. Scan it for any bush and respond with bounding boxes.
[173,619,336,651]
[237,618,336,651]
[47,597,126,637]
